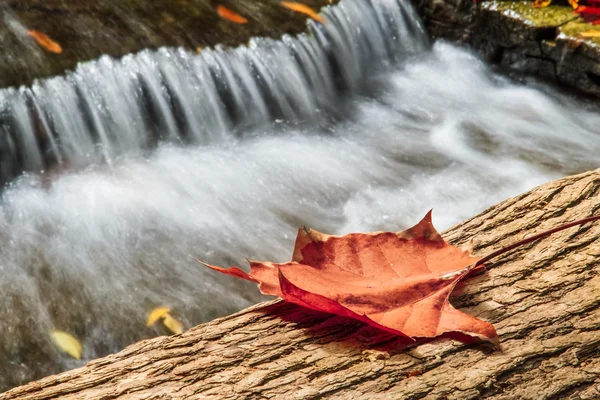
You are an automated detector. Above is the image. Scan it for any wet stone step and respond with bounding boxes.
[0,0,337,89]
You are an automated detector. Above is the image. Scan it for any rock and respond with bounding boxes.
[0,0,335,89]
[414,0,600,98]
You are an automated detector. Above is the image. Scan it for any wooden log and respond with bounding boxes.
[3,169,600,399]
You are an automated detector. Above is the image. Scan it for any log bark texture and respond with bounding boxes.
[3,169,600,399]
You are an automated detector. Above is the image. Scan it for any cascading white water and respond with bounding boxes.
[0,0,430,388]
[1,0,600,391]
[0,0,426,185]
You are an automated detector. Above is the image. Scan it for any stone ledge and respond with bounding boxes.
[0,0,335,89]
[414,0,600,97]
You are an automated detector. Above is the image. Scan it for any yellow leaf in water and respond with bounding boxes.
[28,30,63,54]
[281,2,326,23]
[532,0,552,7]
[577,29,600,38]
[568,0,579,9]
[50,330,82,359]
[163,313,184,334]
[147,306,171,326]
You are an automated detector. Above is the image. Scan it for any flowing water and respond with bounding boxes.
[1,0,600,390]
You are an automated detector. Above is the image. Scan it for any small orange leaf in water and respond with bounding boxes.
[217,5,248,24]
[532,0,552,7]
[281,2,325,23]
[28,30,62,54]
[577,29,600,38]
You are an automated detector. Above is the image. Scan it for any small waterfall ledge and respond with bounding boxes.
[0,0,427,187]
[0,0,335,89]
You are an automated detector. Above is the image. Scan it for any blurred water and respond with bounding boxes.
[0,0,425,185]
[2,0,600,392]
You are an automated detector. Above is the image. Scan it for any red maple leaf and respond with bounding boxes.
[577,5,600,24]
[201,211,498,345]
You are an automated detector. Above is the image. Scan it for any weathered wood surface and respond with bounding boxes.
[3,169,600,399]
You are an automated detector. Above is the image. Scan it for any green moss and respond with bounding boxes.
[481,1,600,46]
[482,1,578,27]
[560,20,600,44]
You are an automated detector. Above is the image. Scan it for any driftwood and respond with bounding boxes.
[2,169,600,399]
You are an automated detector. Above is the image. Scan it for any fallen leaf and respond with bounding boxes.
[200,214,600,346]
[50,330,82,359]
[569,0,579,9]
[533,0,552,7]
[201,211,498,344]
[28,30,62,54]
[216,5,248,24]
[281,2,325,23]
[576,6,600,25]
[163,314,184,334]
[147,306,171,326]
[577,29,600,38]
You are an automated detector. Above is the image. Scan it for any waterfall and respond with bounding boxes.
[0,0,434,390]
[0,0,427,186]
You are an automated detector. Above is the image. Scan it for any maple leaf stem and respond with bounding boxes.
[474,214,600,268]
